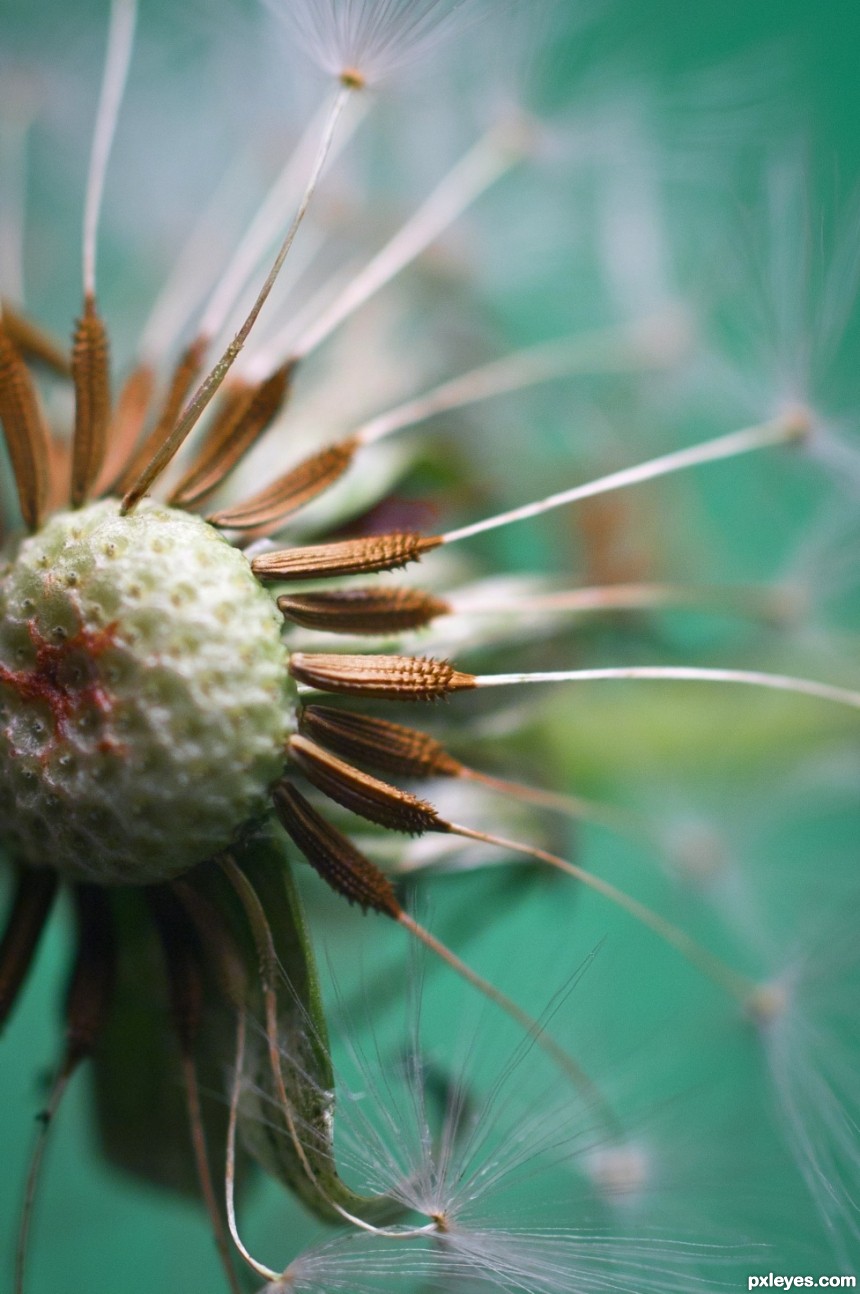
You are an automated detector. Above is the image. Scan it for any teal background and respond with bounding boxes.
[1,1,859,1291]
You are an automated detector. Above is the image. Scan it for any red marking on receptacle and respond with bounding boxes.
[0,617,124,756]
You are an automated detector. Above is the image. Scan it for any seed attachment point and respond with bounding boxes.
[339,67,366,90]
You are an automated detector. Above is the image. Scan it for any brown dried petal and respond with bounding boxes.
[45,434,72,516]
[273,782,401,918]
[0,322,52,529]
[299,706,462,779]
[71,296,112,506]
[278,586,450,635]
[146,888,204,1049]
[96,363,156,496]
[289,734,442,834]
[0,301,71,376]
[253,533,441,582]
[0,868,58,1028]
[66,885,117,1061]
[289,652,476,702]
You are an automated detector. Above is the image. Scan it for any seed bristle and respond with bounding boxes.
[170,359,296,508]
[278,586,450,634]
[289,651,476,701]
[0,322,53,529]
[252,532,442,581]
[71,295,112,506]
[273,781,402,918]
[208,437,358,531]
[299,705,462,778]
[289,733,442,834]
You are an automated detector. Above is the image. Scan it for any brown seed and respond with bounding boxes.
[208,437,358,531]
[0,322,52,529]
[95,363,156,496]
[0,301,71,376]
[289,652,476,702]
[278,586,450,635]
[273,782,402,918]
[170,359,295,508]
[289,733,442,834]
[45,434,72,516]
[71,295,112,507]
[299,706,462,779]
[252,532,441,582]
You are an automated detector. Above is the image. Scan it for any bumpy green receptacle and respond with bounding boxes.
[0,500,294,884]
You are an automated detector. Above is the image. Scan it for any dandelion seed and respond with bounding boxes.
[754,933,860,1271]
[243,962,738,1293]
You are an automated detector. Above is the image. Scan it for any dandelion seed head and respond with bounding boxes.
[265,0,486,87]
[0,500,292,883]
[703,156,860,459]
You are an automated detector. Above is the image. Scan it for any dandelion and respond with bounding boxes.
[238,958,738,1293]
[1,1,858,1292]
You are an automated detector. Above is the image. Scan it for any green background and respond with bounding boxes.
[1,1,859,1290]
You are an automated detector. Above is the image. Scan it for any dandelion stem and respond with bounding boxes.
[354,308,688,447]
[441,415,807,546]
[471,665,860,711]
[226,1008,281,1283]
[291,124,523,360]
[447,825,757,1006]
[122,83,352,511]
[82,0,138,298]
